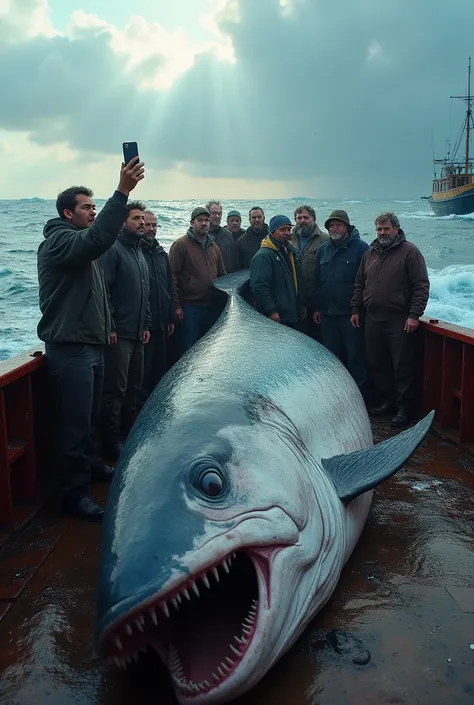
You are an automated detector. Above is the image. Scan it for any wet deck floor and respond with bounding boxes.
[0,422,473,705]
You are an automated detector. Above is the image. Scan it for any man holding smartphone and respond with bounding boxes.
[37,157,145,523]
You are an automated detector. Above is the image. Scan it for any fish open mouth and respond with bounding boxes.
[102,550,264,697]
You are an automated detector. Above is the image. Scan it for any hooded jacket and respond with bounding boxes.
[314,226,369,316]
[36,192,127,344]
[100,232,152,340]
[290,224,329,307]
[141,237,176,331]
[250,235,301,323]
[350,230,430,321]
[237,224,270,269]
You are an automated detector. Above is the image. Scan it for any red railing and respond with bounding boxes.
[0,319,474,526]
[420,317,474,448]
[0,348,45,528]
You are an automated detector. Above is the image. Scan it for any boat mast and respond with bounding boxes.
[466,56,471,173]
[451,57,473,175]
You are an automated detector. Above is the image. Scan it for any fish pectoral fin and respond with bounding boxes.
[321,411,435,504]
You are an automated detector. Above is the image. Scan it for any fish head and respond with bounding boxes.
[97,389,343,703]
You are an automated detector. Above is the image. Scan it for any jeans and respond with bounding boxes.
[45,342,104,500]
[100,338,144,447]
[178,305,217,356]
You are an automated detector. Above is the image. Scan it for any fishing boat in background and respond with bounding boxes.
[423,58,474,216]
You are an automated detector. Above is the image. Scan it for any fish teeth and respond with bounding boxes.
[135,619,144,632]
[202,573,211,589]
[225,656,235,667]
[212,567,220,582]
[114,636,123,650]
[235,636,246,646]
[114,657,121,667]
[230,644,241,657]
[192,581,200,598]
[125,623,132,635]
[161,601,170,618]
[149,609,158,626]
[176,593,182,604]
[183,587,191,600]
[242,626,252,636]
[212,672,220,682]
[204,680,211,688]
[222,558,230,574]
[171,598,179,611]
[217,666,226,678]
[221,661,232,673]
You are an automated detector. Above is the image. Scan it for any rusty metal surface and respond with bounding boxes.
[0,425,473,705]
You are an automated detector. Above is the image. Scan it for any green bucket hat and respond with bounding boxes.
[324,209,350,230]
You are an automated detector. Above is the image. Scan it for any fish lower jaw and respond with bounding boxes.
[103,549,264,692]
[168,598,258,698]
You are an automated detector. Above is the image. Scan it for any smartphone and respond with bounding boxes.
[122,142,139,165]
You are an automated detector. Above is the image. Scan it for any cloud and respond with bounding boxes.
[0,0,474,198]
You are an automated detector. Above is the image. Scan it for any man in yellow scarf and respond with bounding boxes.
[250,215,303,327]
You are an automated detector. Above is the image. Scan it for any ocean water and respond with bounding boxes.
[1,197,473,361]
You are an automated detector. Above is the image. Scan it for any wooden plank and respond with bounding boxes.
[0,390,13,526]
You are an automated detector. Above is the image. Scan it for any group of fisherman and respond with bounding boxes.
[36,157,430,523]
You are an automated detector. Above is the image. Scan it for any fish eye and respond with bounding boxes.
[199,470,224,498]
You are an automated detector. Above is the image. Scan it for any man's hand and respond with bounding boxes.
[313,311,321,325]
[117,157,145,196]
[143,331,151,344]
[404,317,419,334]
[176,307,184,322]
[269,313,281,322]
[109,332,117,344]
[350,314,360,328]
[168,323,175,336]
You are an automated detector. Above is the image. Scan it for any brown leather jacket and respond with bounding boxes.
[350,230,430,320]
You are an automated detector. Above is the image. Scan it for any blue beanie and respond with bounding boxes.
[269,214,292,235]
[227,210,241,219]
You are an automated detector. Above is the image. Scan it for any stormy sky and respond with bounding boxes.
[0,0,473,199]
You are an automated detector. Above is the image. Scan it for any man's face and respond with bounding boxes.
[328,220,349,243]
[144,213,158,237]
[376,220,398,247]
[126,209,145,236]
[66,194,96,229]
[272,225,292,244]
[192,215,210,237]
[209,204,222,229]
[249,209,265,231]
[227,216,242,233]
[295,209,315,235]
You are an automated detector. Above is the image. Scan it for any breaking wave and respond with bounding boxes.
[426,265,474,329]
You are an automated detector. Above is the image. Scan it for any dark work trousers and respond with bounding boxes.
[45,342,104,500]
[139,328,168,407]
[178,304,217,357]
[321,315,367,395]
[365,314,416,410]
[297,308,322,342]
[101,338,144,447]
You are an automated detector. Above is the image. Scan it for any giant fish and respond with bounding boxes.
[96,271,433,704]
